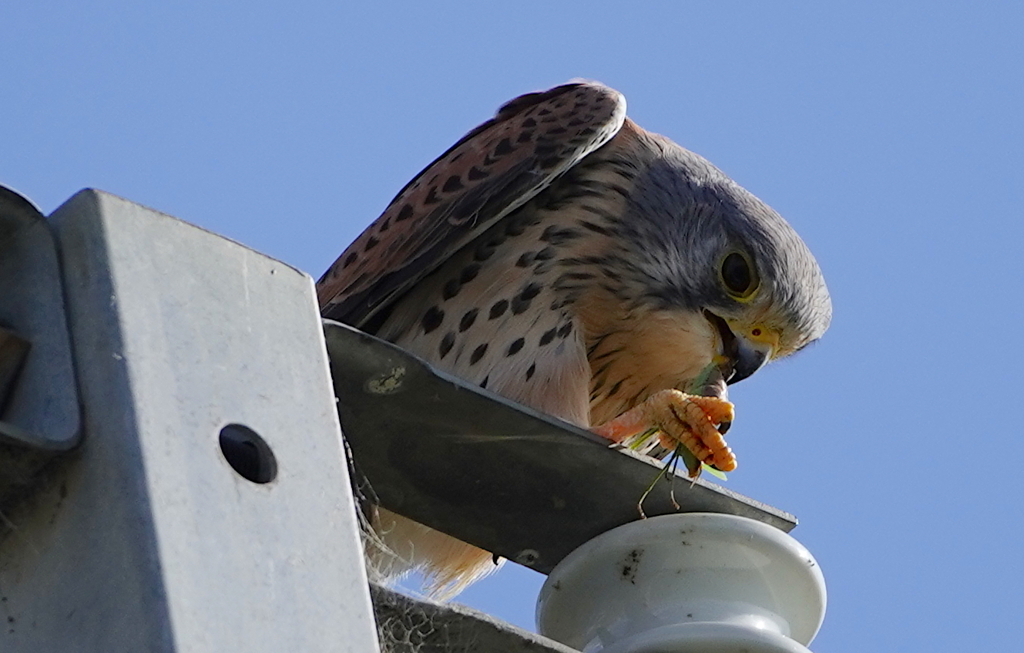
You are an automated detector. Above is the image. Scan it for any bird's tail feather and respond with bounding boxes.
[365,507,503,601]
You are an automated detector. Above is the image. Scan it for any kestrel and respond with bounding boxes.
[318,82,831,597]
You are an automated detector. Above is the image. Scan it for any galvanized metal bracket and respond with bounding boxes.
[324,320,796,576]
[1,190,380,653]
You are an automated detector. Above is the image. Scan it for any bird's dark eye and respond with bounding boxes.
[720,251,759,299]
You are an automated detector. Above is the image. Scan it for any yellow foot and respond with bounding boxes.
[593,389,736,474]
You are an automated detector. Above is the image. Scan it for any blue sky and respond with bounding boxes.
[5,3,1024,651]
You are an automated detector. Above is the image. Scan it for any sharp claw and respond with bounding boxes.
[596,389,738,474]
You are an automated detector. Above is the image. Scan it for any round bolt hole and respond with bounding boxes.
[219,424,277,484]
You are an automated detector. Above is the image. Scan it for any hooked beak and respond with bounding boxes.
[703,310,775,385]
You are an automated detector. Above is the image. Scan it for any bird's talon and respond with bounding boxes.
[595,389,738,473]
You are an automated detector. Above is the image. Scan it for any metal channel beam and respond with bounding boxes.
[325,321,796,576]
[0,190,379,653]
[371,583,577,653]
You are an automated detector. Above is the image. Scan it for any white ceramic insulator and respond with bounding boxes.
[536,513,826,653]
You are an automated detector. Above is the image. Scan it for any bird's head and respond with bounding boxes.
[623,137,832,389]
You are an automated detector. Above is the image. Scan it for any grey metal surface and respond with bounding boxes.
[0,190,379,653]
[324,321,797,576]
[0,327,30,412]
[0,185,81,451]
[372,583,579,653]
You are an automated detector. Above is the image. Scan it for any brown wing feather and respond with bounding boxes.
[317,82,627,326]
